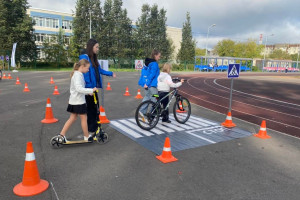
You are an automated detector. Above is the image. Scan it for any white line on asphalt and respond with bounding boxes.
[128,119,164,134]
[160,121,185,131]
[169,117,194,129]
[50,181,60,200]
[188,115,218,125]
[110,121,143,138]
[185,131,216,144]
[119,119,154,136]
[155,123,176,132]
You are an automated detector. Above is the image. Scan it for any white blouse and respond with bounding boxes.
[69,71,93,105]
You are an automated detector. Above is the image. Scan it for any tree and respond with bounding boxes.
[136,4,173,59]
[72,0,102,53]
[195,48,206,56]
[268,49,291,60]
[0,0,36,60]
[214,39,263,58]
[177,12,196,62]
[42,28,68,66]
[214,39,235,57]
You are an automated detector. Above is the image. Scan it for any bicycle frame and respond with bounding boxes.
[151,88,181,116]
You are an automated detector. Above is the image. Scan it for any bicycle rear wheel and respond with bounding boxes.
[173,97,191,124]
[135,100,160,130]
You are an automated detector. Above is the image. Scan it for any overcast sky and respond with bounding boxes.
[28,0,300,49]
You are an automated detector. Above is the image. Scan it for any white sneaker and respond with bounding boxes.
[84,134,92,141]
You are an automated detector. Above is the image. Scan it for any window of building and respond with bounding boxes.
[32,16,59,29]
[62,20,72,30]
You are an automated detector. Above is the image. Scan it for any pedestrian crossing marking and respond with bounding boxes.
[109,115,253,154]
[228,65,239,76]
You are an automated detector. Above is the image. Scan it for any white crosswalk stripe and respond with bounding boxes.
[110,121,143,138]
[111,115,215,137]
[119,120,154,137]
[128,119,164,135]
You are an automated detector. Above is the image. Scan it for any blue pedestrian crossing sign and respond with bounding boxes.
[228,64,240,78]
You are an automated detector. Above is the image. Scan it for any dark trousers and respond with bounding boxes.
[159,92,169,121]
[85,93,99,133]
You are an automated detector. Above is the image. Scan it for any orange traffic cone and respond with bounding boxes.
[135,89,143,99]
[52,85,60,95]
[221,111,236,128]
[23,83,30,92]
[106,82,112,91]
[15,77,21,85]
[176,101,187,113]
[123,87,131,96]
[2,73,6,79]
[50,77,55,84]
[13,142,49,197]
[7,73,13,79]
[254,120,271,139]
[41,98,58,124]
[99,106,110,124]
[156,137,178,164]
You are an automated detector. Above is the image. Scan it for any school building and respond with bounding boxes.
[26,7,182,59]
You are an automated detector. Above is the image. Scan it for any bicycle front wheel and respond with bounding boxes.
[173,97,191,124]
[135,100,160,130]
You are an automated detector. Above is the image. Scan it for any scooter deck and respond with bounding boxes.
[63,140,93,145]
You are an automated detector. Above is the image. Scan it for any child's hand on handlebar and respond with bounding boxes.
[180,79,185,83]
[92,87,98,92]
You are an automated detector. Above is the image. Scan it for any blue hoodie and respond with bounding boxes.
[144,58,159,88]
[79,54,113,88]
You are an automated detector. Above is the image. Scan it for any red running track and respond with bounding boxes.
[178,73,300,138]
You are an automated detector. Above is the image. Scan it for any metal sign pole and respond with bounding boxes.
[229,78,234,112]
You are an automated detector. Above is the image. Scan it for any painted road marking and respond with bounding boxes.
[110,121,143,138]
[119,120,154,137]
[110,115,252,154]
[128,119,164,135]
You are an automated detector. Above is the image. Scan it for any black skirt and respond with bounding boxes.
[67,104,87,114]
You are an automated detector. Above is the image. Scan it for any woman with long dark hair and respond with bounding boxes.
[79,39,116,135]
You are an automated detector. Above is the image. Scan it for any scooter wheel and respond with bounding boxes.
[50,136,64,149]
[97,132,109,144]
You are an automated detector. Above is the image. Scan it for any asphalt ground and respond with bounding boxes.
[178,72,300,138]
[0,71,299,200]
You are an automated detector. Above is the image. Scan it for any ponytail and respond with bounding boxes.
[70,59,90,77]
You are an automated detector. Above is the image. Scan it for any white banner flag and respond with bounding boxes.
[11,43,17,68]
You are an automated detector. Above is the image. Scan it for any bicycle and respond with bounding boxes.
[135,78,191,130]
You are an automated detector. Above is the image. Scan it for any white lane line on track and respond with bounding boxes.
[179,79,300,131]
[186,77,300,119]
[208,78,300,111]
[50,181,60,200]
[188,101,300,140]
[213,78,300,107]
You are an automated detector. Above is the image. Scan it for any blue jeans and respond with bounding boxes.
[140,87,158,114]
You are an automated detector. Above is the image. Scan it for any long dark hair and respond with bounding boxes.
[150,49,161,60]
[86,39,99,68]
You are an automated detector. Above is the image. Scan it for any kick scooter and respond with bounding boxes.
[50,91,109,148]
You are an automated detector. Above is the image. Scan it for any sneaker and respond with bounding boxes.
[162,120,171,123]
[59,135,68,143]
[84,134,92,141]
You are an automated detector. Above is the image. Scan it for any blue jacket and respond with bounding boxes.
[138,65,149,87]
[146,61,160,88]
[79,54,113,88]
